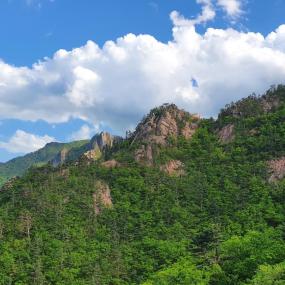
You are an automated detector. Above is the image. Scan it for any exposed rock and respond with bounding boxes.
[268,157,285,183]
[83,148,102,161]
[52,148,69,166]
[218,124,235,143]
[93,181,113,215]
[134,145,153,166]
[182,121,199,139]
[132,104,200,146]
[160,160,185,176]
[132,104,200,164]
[0,176,19,192]
[260,96,280,113]
[90,132,116,150]
[84,132,122,161]
[101,159,120,169]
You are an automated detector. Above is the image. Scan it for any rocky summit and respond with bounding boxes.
[131,103,200,165]
[84,132,121,161]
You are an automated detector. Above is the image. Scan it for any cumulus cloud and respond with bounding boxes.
[0,130,55,154]
[0,10,285,135]
[70,124,99,141]
[192,0,216,25]
[217,0,242,18]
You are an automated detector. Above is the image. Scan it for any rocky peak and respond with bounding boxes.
[90,132,115,150]
[131,103,200,146]
[84,132,122,161]
[131,104,200,165]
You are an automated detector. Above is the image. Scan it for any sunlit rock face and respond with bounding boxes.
[131,104,200,165]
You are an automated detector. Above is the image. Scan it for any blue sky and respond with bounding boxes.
[1,0,285,162]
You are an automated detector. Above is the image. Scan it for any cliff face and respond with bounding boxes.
[52,148,69,167]
[83,132,122,161]
[90,132,115,150]
[131,104,200,164]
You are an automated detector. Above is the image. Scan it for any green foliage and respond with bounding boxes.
[0,140,88,185]
[142,257,211,285]
[247,262,285,285]
[1,87,285,284]
[218,229,285,283]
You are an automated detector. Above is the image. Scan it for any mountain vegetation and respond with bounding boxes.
[0,131,121,187]
[0,140,88,186]
[1,85,285,284]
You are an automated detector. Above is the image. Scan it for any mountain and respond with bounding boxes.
[1,85,285,284]
[51,132,121,166]
[0,132,121,186]
[0,140,88,186]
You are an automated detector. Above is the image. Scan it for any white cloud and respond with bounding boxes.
[217,0,242,18]
[0,13,285,135]
[171,1,216,26]
[172,0,243,26]
[0,130,55,154]
[70,124,99,141]
[193,0,216,25]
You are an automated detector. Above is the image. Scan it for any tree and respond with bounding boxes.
[19,210,32,239]
[247,262,285,285]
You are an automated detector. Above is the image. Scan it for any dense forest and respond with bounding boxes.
[1,85,285,284]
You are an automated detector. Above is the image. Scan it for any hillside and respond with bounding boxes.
[0,140,88,186]
[0,85,285,284]
[0,132,122,186]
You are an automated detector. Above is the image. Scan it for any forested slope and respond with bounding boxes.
[0,140,88,186]
[1,86,285,284]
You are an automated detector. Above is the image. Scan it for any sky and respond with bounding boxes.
[1,0,285,162]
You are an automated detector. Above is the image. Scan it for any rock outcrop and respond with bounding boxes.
[0,176,19,192]
[134,145,154,165]
[132,104,199,146]
[90,132,116,150]
[218,124,235,144]
[160,160,185,176]
[52,148,69,166]
[131,104,200,164]
[268,157,285,183]
[93,181,113,215]
[83,148,102,161]
[101,159,120,169]
[84,132,122,161]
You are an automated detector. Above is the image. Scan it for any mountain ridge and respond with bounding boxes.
[2,85,285,186]
[1,85,285,283]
